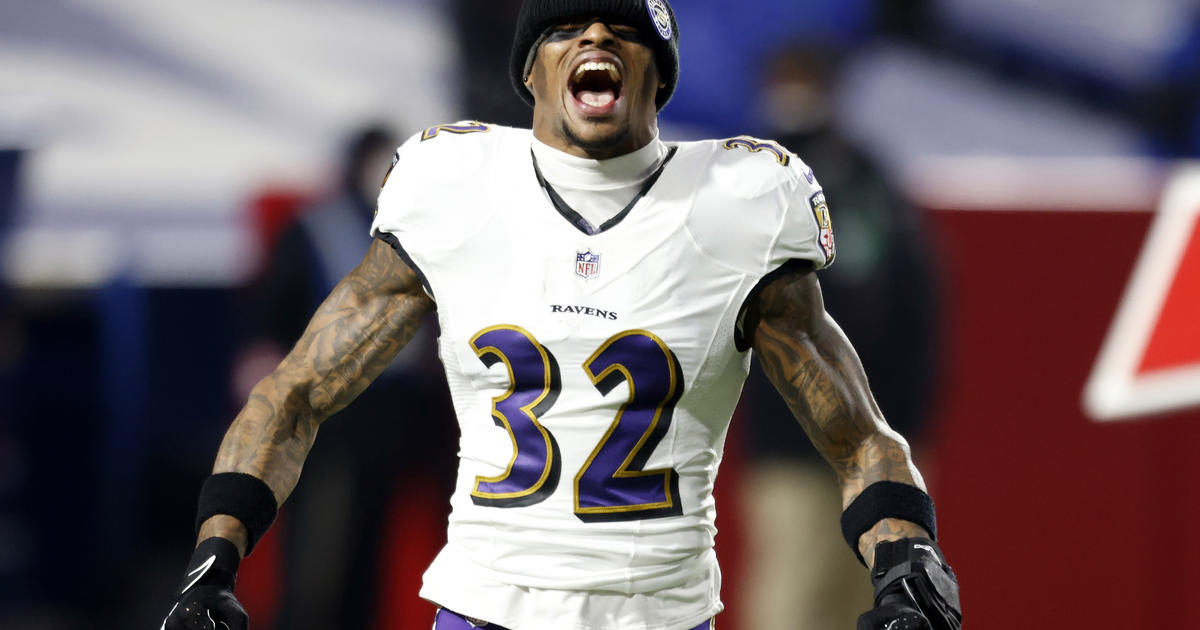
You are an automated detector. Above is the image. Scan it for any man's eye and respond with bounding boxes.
[546,21,642,42]
[610,25,646,42]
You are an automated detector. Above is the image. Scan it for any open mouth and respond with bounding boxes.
[569,58,623,113]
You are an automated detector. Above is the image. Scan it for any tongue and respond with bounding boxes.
[578,90,616,108]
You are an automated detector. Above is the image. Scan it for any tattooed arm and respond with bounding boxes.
[745,267,927,569]
[198,238,434,555]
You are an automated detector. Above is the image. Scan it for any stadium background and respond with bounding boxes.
[2,0,1200,628]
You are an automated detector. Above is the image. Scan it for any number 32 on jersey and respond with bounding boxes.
[468,325,684,522]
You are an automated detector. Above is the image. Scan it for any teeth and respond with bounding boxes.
[573,61,621,83]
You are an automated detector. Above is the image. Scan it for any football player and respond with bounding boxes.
[162,1,961,629]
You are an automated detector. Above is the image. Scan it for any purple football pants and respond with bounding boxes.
[433,607,714,630]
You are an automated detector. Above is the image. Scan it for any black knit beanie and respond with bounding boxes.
[510,0,680,111]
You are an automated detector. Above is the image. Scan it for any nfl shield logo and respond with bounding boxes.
[576,250,601,279]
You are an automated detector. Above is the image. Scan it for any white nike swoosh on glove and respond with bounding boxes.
[182,555,217,593]
[162,555,218,630]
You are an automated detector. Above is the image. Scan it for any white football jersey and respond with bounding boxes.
[371,122,833,630]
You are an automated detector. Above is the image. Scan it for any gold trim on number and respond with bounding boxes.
[574,329,679,515]
[469,325,557,501]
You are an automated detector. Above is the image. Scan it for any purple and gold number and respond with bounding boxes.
[421,121,492,142]
[576,331,684,522]
[723,137,791,167]
[469,326,562,508]
[467,326,686,519]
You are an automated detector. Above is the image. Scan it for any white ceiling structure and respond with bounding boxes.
[1,0,459,286]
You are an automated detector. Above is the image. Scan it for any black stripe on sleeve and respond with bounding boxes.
[375,232,435,300]
[733,259,815,352]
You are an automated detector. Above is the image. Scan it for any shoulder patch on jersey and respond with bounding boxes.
[809,190,836,266]
[722,136,792,167]
[420,121,493,142]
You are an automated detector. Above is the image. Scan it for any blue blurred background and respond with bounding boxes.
[2,1,1199,629]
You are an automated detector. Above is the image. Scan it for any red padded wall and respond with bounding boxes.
[924,208,1200,629]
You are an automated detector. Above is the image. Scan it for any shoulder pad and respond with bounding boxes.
[372,122,522,251]
[709,135,814,200]
[391,121,506,185]
[685,135,832,274]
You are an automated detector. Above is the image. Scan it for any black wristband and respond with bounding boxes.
[195,472,278,555]
[179,537,241,594]
[841,481,937,566]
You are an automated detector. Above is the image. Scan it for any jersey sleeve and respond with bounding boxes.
[769,156,835,272]
[733,152,834,349]
[680,137,837,350]
[371,130,421,240]
[371,121,495,241]
[371,135,436,241]
[369,121,498,299]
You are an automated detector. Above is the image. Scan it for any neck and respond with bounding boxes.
[531,115,657,160]
[531,133,666,189]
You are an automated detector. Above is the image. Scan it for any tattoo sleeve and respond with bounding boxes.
[746,267,929,568]
[198,238,434,553]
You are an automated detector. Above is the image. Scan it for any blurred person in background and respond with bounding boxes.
[739,44,941,630]
[161,2,959,630]
[452,0,528,127]
[235,124,455,630]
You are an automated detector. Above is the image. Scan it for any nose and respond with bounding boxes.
[578,20,618,46]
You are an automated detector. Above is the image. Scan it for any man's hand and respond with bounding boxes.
[857,538,961,630]
[162,538,247,630]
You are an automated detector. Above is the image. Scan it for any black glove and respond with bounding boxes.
[857,538,962,630]
[162,537,247,630]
